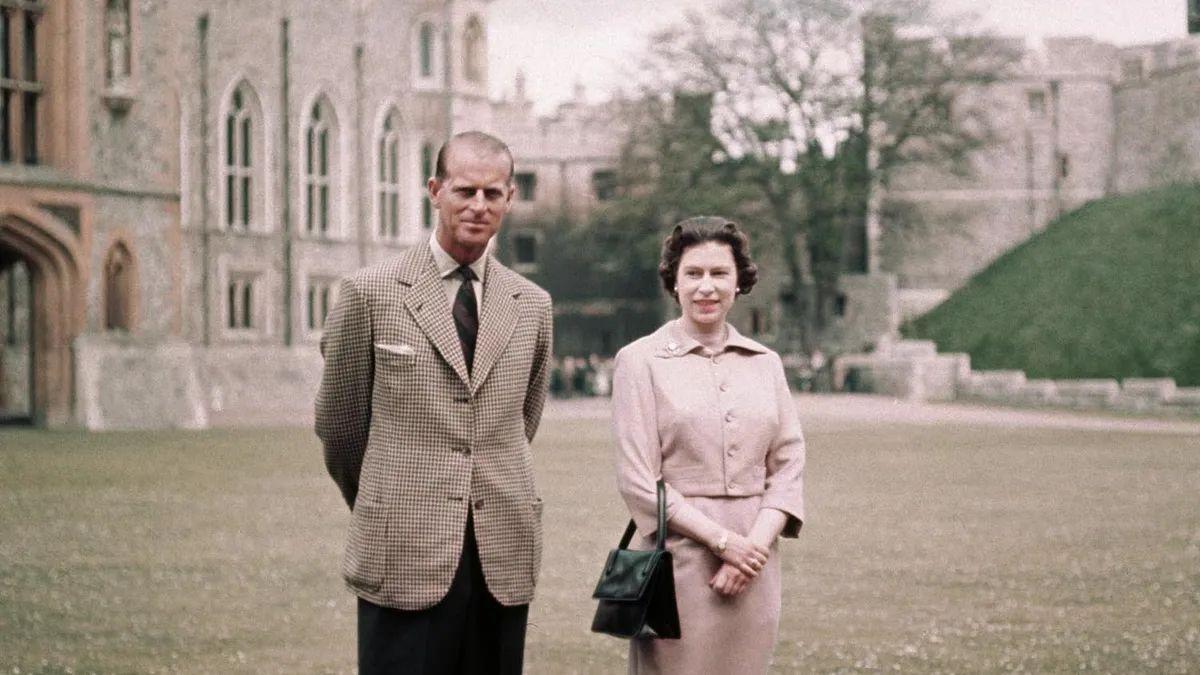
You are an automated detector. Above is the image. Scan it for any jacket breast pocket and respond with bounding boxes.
[375,343,417,367]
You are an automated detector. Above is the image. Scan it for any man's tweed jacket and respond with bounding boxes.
[315,244,553,610]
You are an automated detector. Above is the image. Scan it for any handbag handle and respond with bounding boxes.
[617,479,667,552]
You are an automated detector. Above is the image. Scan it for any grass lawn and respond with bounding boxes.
[1,412,1198,673]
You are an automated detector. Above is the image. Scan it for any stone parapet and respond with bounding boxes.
[833,343,1200,417]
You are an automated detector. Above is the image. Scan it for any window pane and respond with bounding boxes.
[389,193,398,236]
[227,282,237,328]
[420,23,433,77]
[242,282,252,328]
[421,143,433,178]
[319,129,328,176]
[422,197,431,229]
[306,184,314,232]
[306,286,315,330]
[22,10,35,81]
[388,138,398,183]
[0,91,10,163]
[306,127,314,175]
[376,192,386,236]
[241,176,251,225]
[225,175,235,226]
[241,116,252,168]
[1,9,9,80]
[320,185,329,233]
[225,114,235,167]
[377,139,386,182]
[21,92,36,165]
[321,287,330,327]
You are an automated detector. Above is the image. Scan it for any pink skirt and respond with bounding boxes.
[628,495,783,675]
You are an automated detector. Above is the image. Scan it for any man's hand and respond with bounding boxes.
[709,563,751,597]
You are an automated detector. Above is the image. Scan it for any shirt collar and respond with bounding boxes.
[428,231,487,285]
[658,319,769,358]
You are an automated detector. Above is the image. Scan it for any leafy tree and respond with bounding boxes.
[590,0,1018,350]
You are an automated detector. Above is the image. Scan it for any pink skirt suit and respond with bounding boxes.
[611,321,807,674]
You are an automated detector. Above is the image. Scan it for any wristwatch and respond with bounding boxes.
[715,531,729,553]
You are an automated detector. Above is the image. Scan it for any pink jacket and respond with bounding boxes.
[612,320,806,540]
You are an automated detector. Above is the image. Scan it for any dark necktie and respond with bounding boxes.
[452,265,478,374]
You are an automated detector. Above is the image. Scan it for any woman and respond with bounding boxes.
[611,217,806,674]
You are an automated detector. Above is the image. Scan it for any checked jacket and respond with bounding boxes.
[315,244,553,610]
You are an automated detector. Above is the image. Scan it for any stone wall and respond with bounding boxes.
[834,340,1200,417]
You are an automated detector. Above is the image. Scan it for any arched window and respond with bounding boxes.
[104,0,132,86]
[304,96,338,237]
[377,108,403,240]
[418,22,436,79]
[103,241,135,331]
[222,82,262,231]
[462,16,485,83]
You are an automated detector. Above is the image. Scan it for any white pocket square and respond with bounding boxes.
[375,343,416,356]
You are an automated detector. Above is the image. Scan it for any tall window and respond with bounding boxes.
[306,278,334,332]
[223,83,259,231]
[462,16,485,83]
[105,0,132,87]
[226,274,256,330]
[1,1,44,165]
[512,232,538,268]
[377,109,402,240]
[515,172,537,201]
[104,242,135,331]
[418,22,435,79]
[421,141,435,229]
[304,97,337,236]
[592,170,617,201]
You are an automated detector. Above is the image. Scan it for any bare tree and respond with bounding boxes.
[616,0,1018,350]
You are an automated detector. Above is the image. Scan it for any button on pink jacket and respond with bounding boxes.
[612,320,806,540]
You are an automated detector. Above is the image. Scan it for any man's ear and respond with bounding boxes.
[427,177,441,203]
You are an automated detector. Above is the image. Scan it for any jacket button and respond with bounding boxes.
[719,383,729,392]
[474,499,485,510]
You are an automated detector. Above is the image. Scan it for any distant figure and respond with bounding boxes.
[611,217,807,674]
[315,131,553,675]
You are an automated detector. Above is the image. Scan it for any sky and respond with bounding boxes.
[488,0,1188,113]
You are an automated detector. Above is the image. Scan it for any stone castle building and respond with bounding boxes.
[1,0,1197,429]
[0,0,623,429]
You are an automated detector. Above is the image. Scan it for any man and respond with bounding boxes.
[315,131,553,674]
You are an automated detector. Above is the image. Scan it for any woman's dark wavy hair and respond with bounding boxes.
[658,216,758,303]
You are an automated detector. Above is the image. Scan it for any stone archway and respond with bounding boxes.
[0,208,83,427]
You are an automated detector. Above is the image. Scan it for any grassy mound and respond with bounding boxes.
[906,183,1200,386]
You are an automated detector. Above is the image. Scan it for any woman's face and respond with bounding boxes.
[676,240,737,329]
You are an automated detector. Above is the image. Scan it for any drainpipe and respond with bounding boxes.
[281,18,294,346]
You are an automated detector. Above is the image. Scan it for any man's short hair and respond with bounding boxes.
[434,131,515,182]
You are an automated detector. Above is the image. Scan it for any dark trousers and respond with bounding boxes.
[357,515,529,675]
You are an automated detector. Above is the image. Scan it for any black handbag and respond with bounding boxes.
[590,479,681,639]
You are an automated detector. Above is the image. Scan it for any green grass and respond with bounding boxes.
[905,183,1200,385]
[1,417,1199,673]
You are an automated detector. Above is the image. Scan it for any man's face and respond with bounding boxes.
[428,146,513,263]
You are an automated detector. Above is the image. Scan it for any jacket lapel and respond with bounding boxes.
[470,257,521,395]
[400,247,471,387]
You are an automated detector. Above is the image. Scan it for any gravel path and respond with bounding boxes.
[545,394,1200,436]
